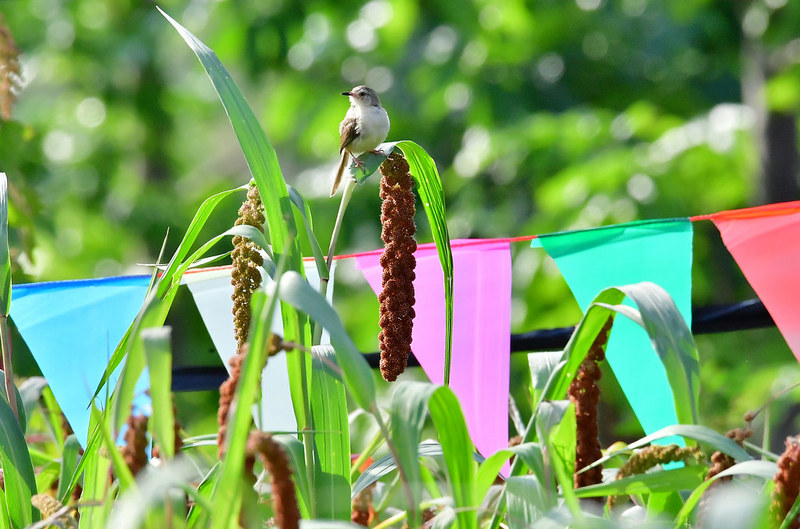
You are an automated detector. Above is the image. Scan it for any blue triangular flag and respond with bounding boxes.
[11,275,151,445]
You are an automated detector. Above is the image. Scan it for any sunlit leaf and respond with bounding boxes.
[159,7,311,434]
[57,435,81,503]
[276,271,375,410]
[143,326,175,459]
[0,386,36,528]
[311,345,351,519]
[574,465,707,497]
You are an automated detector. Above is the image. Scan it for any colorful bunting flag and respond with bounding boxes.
[709,202,800,361]
[11,275,152,445]
[536,219,694,436]
[13,201,800,457]
[354,239,512,461]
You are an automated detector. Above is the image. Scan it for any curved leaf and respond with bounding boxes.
[159,6,311,435]
[0,389,35,528]
[395,141,454,386]
[574,465,707,498]
[541,281,699,429]
[673,460,778,528]
[276,271,375,410]
[311,346,351,519]
[92,183,246,404]
[143,327,175,459]
[387,383,476,529]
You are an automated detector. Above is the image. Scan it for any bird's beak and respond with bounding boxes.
[341,91,352,96]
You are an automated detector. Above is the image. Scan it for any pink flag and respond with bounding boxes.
[710,202,800,360]
[354,239,512,460]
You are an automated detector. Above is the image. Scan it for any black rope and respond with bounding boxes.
[171,298,774,391]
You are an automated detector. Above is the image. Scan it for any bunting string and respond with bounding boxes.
[10,201,800,454]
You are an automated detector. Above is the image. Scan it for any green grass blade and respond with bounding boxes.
[274,434,312,518]
[506,476,549,529]
[95,404,136,492]
[311,345,351,520]
[673,460,778,528]
[0,488,8,529]
[476,450,514,505]
[77,410,113,528]
[211,288,281,529]
[352,442,480,498]
[276,271,375,410]
[0,388,36,528]
[541,289,625,403]
[0,371,24,434]
[427,386,477,529]
[186,463,219,529]
[390,382,437,527]
[540,282,699,430]
[394,141,454,386]
[105,458,201,529]
[574,465,707,498]
[616,282,700,425]
[0,174,11,317]
[56,434,81,503]
[288,185,327,280]
[585,424,752,474]
[535,401,581,521]
[92,184,246,404]
[159,6,311,433]
[143,327,175,459]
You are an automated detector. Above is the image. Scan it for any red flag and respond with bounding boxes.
[710,202,800,360]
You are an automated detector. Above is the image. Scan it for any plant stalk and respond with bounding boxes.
[372,408,420,529]
[314,177,357,344]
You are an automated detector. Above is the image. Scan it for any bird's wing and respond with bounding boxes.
[339,115,360,153]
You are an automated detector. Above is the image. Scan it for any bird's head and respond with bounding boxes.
[342,85,381,107]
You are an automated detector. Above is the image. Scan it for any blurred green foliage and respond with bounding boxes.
[2,0,800,443]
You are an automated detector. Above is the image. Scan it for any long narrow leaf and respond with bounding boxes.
[274,435,312,518]
[0,173,10,317]
[288,185,327,280]
[573,465,707,497]
[585,424,752,473]
[159,6,311,433]
[56,435,81,503]
[541,282,699,428]
[276,271,375,410]
[211,288,281,529]
[506,476,548,529]
[92,184,246,404]
[310,346,351,520]
[389,382,437,528]
[427,386,476,529]
[0,389,36,529]
[673,460,778,528]
[143,327,175,459]
[395,141,454,386]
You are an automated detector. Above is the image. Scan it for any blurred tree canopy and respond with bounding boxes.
[2,0,800,433]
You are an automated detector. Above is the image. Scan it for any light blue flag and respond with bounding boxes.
[11,275,151,445]
[535,219,693,438]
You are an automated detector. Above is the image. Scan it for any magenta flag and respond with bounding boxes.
[354,239,512,460]
[709,202,800,361]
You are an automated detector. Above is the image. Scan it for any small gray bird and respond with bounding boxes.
[331,85,391,197]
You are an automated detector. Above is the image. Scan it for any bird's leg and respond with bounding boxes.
[351,155,368,170]
[369,148,389,158]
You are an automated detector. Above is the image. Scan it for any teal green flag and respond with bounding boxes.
[535,219,693,436]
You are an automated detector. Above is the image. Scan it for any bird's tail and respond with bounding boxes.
[331,150,349,197]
